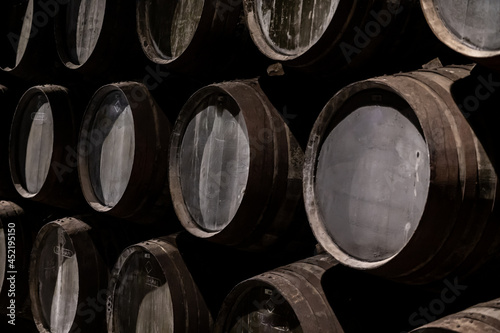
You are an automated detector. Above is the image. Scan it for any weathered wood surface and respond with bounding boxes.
[23,97,54,195]
[170,81,304,250]
[179,94,250,232]
[9,86,84,210]
[255,0,339,56]
[88,90,135,208]
[429,0,500,51]
[145,0,204,60]
[78,82,173,223]
[0,0,33,69]
[412,298,500,332]
[215,254,342,333]
[304,65,499,283]
[111,251,174,333]
[37,227,79,333]
[107,236,211,333]
[65,0,106,65]
[421,0,500,69]
[30,217,139,333]
[315,105,429,262]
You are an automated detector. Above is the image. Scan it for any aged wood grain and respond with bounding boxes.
[315,105,430,262]
[65,0,106,65]
[179,94,250,232]
[256,0,339,55]
[88,91,135,208]
[434,0,500,51]
[113,251,174,333]
[24,98,53,195]
[146,0,203,59]
[38,227,79,333]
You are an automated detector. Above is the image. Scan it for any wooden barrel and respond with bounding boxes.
[169,80,303,250]
[0,201,31,320]
[303,65,499,284]
[214,254,342,333]
[0,85,18,199]
[9,85,85,210]
[136,0,262,77]
[411,298,500,332]
[29,216,142,333]
[421,0,500,70]
[243,0,451,75]
[0,0,59,81]
[106,235,212,333]
[54,0,143,78]
[78,82,173,223]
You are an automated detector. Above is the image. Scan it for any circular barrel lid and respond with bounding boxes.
[315,104,430,262]
[57,0,106,68]
[0,0,34,71]
[421,0,500,59]
[10,89,54,198]
[85,89,135,209]
[107,237,212,332]
[110,247,174,333]
[36,224,79,333]
[178,92,250,233]
[30,217,106,333]
[245,0,340,60]
[137,0,204,64]
[78,82,171,219]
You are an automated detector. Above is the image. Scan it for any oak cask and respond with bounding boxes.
[169,80,303,250]
[78,82,173,224]
[304,65,499,284]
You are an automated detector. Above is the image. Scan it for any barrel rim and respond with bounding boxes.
[420,0,500,59]
[215,254,339,333]
[0,201,26,305]
[53,0,138,74]
[169,81,277,243]
[303,78,446,270]
[107,236,211,332]
[29,217,96,333]
[53,0,108,69]
[135,0,212,67]
[243,0,355,63]
[0,0,33,72]
[9,85,73,200]
[78,81,169,218]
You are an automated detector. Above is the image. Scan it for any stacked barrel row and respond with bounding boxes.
[0,0,499,333]
[1,199,500,333]
[1,64,499,332]
[4,0,498,84]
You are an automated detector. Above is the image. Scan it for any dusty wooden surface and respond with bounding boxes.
[215,255,341,333]
[255,0,339,55]
[65,0,106,65]
[113,251,174,333]
[179,94,250,232]
[434,0,500,51]
[146,0,204,59]
[37,226,79,333]
[315,105,430,262]
[412,298,500,332]
[23,97,53,195]
[88,90,135,208]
